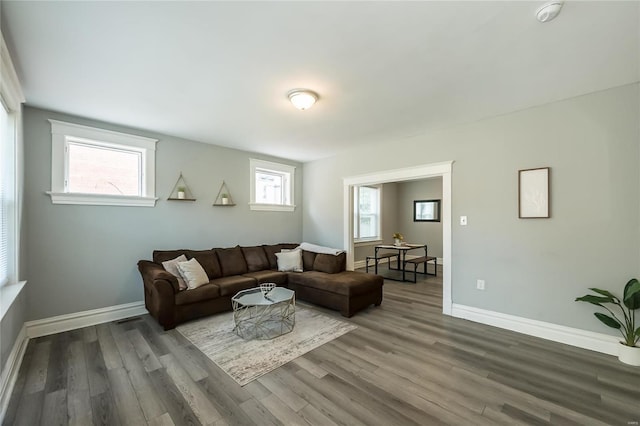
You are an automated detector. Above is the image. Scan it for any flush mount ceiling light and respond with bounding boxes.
[288,89,318,110]
[536,1,563,23]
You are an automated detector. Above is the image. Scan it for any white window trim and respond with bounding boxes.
[47,120,158,207]
[353,184,382,243]
[249,158,296,212]
[1,38,24,112]
[354,239,383,247]
[1,33,25,295]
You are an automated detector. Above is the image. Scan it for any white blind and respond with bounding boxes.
[0,102,8,286]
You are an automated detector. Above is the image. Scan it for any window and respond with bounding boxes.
[0,33,25,321]
[67,142,141,196]
[47,120,158,206]
[353,185,381,242]
[0,33,23,292]
[250,159,295,211]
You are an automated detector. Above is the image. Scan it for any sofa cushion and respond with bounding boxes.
[177,258,210,289]
[288,270,381,296]
[185,250,222,279]
[302,250,317,272]
[313,252,346,274]
[276,249,303,272]
[241,246,270,272]
[175,282,221,305]
[215,246,248,276]
[242,270,288,286]
[263,243,299,269]
[211,275,257,297]
[263,245,281,270]
[153,249,189,264]
[153,249,223,279]
[161,255,188,290]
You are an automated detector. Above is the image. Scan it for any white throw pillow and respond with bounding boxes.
[162,255,188,290]
[177,258,209,289]
[276,249,303,272]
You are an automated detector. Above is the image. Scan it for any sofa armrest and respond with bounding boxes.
[313,252,346,274]
[137,260,179,293]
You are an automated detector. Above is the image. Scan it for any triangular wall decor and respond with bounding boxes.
[168,172,196,201]
[213,181,235,206]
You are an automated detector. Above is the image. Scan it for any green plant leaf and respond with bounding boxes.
[623,279,640,310]
[575,295,612,305]
[594,313,621,329]
[635,327,640,338]
[588,288,618,299]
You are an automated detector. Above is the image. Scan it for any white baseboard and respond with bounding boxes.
[451,304,620,356]
[25,301,147,339]
[0,324,27,421]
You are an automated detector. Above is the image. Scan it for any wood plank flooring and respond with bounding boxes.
[4,270,640,425]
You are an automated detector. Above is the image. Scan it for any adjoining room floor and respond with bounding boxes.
[4,272,640,425]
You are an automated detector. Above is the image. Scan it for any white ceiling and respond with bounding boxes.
[2,1,638,162]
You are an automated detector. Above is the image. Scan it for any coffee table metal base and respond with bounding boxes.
[232,296,295,340]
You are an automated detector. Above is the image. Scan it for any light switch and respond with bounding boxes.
[460,216,468,226]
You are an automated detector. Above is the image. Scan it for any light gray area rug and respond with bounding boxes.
[176,307,357,386]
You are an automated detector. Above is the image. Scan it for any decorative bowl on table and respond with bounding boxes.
[260,283,276,297]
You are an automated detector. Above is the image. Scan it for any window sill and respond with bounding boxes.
[354,239,383,247]
[47,192,157,207]
[249,203,296,212]
[1,281,27,320]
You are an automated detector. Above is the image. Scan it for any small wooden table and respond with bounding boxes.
[374,243,428,282]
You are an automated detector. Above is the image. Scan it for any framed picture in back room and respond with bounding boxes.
[414,199,441,222]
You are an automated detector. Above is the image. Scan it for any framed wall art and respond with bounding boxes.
[414,199,441,222]
[518,167,550,219]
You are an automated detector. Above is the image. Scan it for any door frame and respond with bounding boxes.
[343,161,453,315]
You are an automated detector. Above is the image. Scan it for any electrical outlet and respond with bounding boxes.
[476,279,485,290]
[460,216,468,226]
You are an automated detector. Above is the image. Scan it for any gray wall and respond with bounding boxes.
[0,289,26,374]
[24,106,303,321]
[302,83,640,335]
[396,178,443,258]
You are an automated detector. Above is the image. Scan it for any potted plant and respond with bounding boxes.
[575,278,640,365]
[177,186,186,199]
[221,193,229,205]
[392,233,404,246]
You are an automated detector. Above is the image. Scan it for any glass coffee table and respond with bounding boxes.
[231,286,295,340]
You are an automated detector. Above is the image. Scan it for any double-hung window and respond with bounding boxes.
[353,185,382,242]
[0,33,25,302]
[249,159,295,212]
[48,120,158,206]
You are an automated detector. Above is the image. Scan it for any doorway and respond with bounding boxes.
[343,161,453,315]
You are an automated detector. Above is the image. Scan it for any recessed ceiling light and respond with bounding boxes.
[536,1,563,23]
[288,89,318,110]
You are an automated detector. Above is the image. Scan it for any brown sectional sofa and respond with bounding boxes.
[137,243,383,330]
